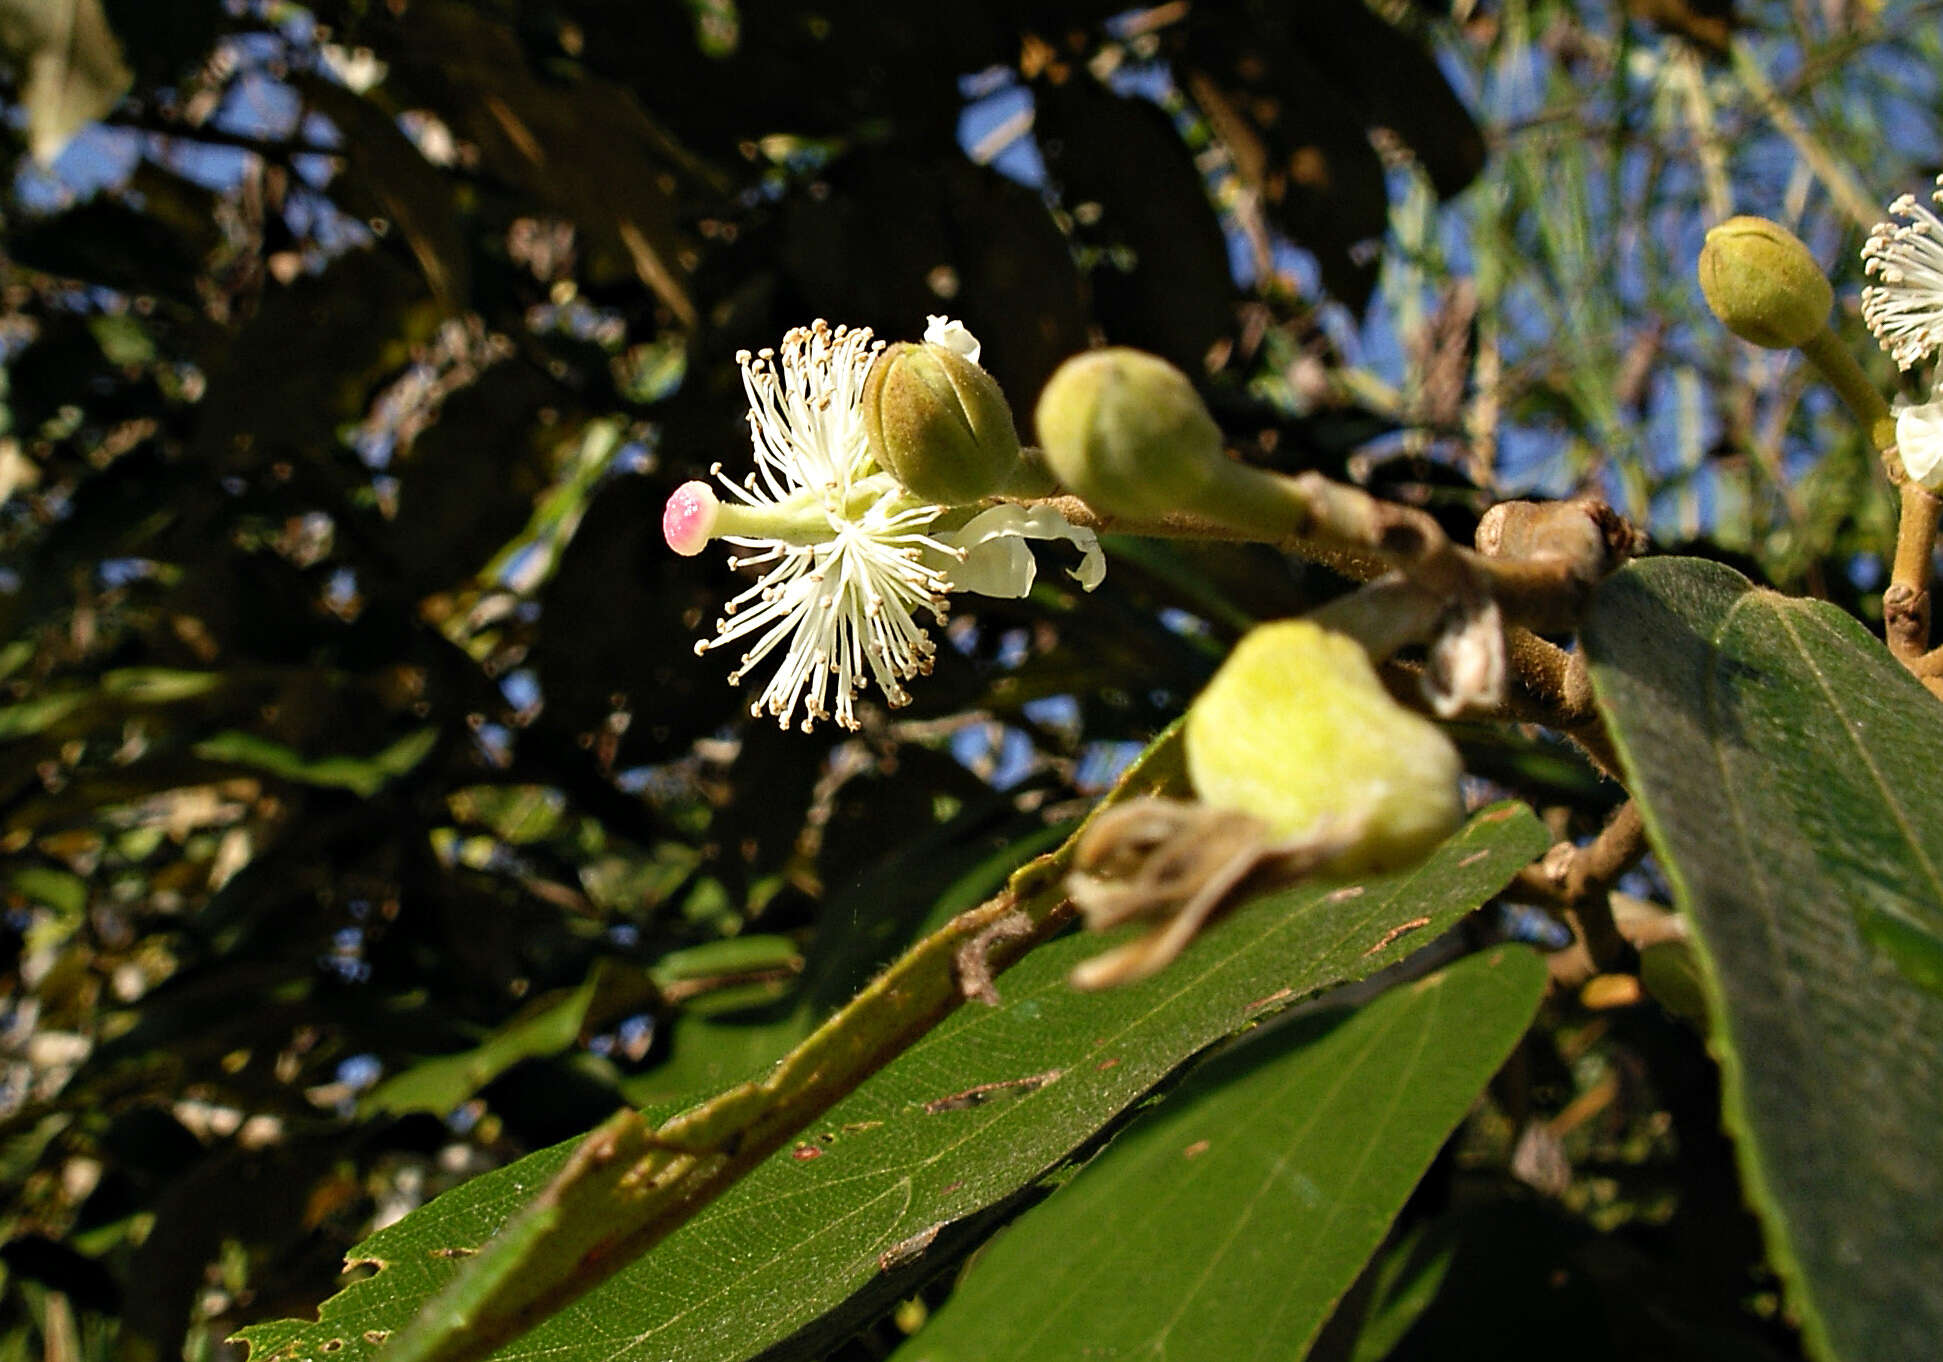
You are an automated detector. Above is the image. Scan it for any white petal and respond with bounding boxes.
[923,315,981,365]
[1896,383,1943,491]
[938,504,1105,598]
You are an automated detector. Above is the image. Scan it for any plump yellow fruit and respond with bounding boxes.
[1184,619,1464,875]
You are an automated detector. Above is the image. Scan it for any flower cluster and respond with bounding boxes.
[1863,176,1943,489]
[665,318,1101,732]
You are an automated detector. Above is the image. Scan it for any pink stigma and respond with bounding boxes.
[663,481,719,557]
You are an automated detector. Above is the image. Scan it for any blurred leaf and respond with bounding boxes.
[1584,556,1943,1362]
[648,935,801,989]
[385,360,566,594]
[0,669,222,743]
[0,1114,69,1184]
[0,0,131,162]
[298,74,472,310]
[0,639,32,681]
[362,973,601,1118]
[1181,10,1388,313]
[777,151,1089,407]
[0,690,88,740]
[189,247,438,472]
[86,312,153,367]
[1300,0,1484,199]
[8,170,220,306]
[446,785,566,845]
[1035,77,1235,369]
[98,667,223,702]
[237,789,1544,1362]
[372,0,696,325]
[8,864,86,916]
[580,841,700,915]
[532,472,736,766]
[1639,937,1709,1029]
[628,792,1054,1105]
[473,421,621,599]
[898,944,1544,1362]
[192,726,437,798]
[1337,1222,1461,1362]
[96,0,219,87]
[565,0,1047,156]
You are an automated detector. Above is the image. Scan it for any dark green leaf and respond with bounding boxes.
[192,727,437,798]
[898,944,1544,1362]
[1339,1222,1460,1362]
[298,73,472,309]
[1034,79,1235,370]
[9,864,87,917]
[360,975,602,1119]
[1583,556,1943,1362]
[647,936,803,990]
[237,784,1543,1362]
[625,795,1056,1107]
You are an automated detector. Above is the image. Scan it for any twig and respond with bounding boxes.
[1052,480,1637,772]
[1041,481,1640,794]
[1503,629,1596,724]
[1887,484,1941,670]
[1513,800,1647,972]
[103,108,342,166]
[1025,483,1625,636]
[1542,894,1689,992]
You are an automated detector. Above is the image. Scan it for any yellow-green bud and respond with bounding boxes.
[1033,348,1227,520]
[1184,619,1464,876]
[1698,215,1834,350]
[862,340,1022,505]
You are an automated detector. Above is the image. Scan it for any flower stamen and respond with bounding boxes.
[1862,176,1943,370]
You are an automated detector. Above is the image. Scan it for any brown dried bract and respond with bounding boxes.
[1065,797,1362,989]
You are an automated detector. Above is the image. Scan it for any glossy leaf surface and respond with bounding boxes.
[1584,556,1943,1362]
[240,796,1543,1362]
[897,944,1545,1362]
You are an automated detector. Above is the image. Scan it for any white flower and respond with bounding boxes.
[665,319,1103,732]
[1895,379,1943,491]
[1862,176,1943,371]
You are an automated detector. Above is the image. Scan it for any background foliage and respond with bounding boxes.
[0,1,1937,1360]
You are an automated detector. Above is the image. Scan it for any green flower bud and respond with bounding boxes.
[1698,215,1834,350]
[1184,619,1464,876]
[1033,348,1227,520]
[862,339,1022,505]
